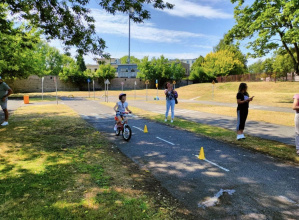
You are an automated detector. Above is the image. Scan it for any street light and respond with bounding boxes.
[128,7,134,64]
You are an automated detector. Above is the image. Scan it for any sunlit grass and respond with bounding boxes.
[12,81,299,109]
[0,104,189,219]
[146,101,294,127]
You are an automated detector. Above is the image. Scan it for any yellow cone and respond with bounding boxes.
[144,125,148,133]
[198,147,205,160]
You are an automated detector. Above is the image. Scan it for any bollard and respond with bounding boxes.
[24,95,29,104]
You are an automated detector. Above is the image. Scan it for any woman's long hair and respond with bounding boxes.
[238,83,249,96]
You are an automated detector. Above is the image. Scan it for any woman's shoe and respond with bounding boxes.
[165,119,167,122]
[241,134,246,139]
[236,134,242,140]
[171,120,173,123]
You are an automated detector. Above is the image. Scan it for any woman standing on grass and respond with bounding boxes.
[236,83,254,140]
[164,82,176,123]
[293,94,299,155]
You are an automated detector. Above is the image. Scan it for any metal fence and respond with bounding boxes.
[216,73,299,83]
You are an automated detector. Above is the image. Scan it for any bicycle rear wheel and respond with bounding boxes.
[122,125,132,141]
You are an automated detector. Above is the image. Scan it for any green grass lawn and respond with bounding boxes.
[0,105,191,219]
[101,102,299,164]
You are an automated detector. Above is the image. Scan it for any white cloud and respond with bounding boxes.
[159,0,233,19]
[90,9,216,43]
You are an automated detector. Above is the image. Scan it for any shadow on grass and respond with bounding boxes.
[0,107,192,219]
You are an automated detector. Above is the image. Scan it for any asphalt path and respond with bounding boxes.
[128,99,296,146]
[63,98,299,219]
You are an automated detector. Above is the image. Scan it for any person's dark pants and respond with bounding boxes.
[237,109,248,131]
[295,113,299,150]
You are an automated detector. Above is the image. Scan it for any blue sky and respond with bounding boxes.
[50,0,259,65]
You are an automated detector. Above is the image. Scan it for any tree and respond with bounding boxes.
[120,56,140,64]
[2,1,173,55]
[262,58,274,75]
[214,35,247,70]
[169,62,185,81]
[273,54,294,80]
[248,59,264,74]
[137,56,155,80]
[190,66,212,83]
[191,56,205,71]
[76,54,87,73]
[137,56,185,85]
[203,50,245,77]
[59,55,83,84]
[33,42,64,76]
[0,23,42,79]
[95,64,116,82]
[227,0,299,73]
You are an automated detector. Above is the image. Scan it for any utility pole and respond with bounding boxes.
[128,7,134,64]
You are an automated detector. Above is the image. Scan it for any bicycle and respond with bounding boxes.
[114,112,132,141]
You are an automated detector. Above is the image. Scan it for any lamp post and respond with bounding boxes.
[128,7,134,64]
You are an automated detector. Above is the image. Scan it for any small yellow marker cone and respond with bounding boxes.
[198,147,205,160]
[144,125,148,133]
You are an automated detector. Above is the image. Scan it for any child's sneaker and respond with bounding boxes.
[164,119,167,122]
[241,134,246,139]
[114,125,117,131]
[171,120,173,123]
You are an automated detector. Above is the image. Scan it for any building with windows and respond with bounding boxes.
[86,64,98,73]
[117,64,139,78]
[170,58,197,70]
[95,57,120,68]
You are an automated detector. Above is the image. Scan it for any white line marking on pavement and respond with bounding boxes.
[194,156,230,172]
[156,137,175,145]
[132,126,144,132]
[205,159,230,172]
[190,96,201,100]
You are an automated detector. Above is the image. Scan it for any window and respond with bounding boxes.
[131,69,135,72]
[94,68,97,72]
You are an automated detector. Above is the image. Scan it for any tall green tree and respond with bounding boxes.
[169,62,185,81]
[190,66,212,83]
[59,55,83,84]
[203,50,245,77]
[2,1,173,55]
[191,56,205,71]
[262,58,274,74]
[0,23,41,78]
[120,56,140,64]
[213,35,247,70]
[227,0,299,73]
[273,54,294,80]
[248,59,264,74]
[95,64,116,83]
[76,54,87,73]
[137,56,155,80]
[137,56,185,85]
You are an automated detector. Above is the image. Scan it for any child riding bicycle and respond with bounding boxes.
[113,93,132,131]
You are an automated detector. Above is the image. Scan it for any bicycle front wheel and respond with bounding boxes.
[122,125,132,141]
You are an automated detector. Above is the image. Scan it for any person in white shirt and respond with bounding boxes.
[113,93,132,131]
